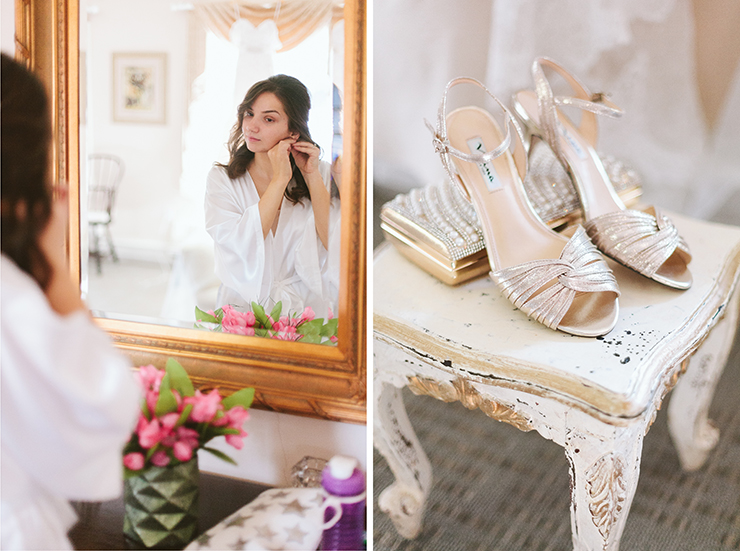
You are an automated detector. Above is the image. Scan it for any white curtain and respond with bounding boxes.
[374,0,740,219]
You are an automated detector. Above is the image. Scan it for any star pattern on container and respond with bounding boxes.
[254,524,279,540]
[283,499,309,515]
[271,490,290,499]
[286,524,308,544]
[229,537,248,550]
[195,532,212,547]
[250,501,272,513]
[225,514,252,528]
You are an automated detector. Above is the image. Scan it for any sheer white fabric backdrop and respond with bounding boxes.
[374,0,740,218]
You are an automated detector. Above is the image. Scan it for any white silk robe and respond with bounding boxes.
[204,162,340,318]
[0,254,140,549]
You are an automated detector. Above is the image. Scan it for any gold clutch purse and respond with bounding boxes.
[380,141,643,285]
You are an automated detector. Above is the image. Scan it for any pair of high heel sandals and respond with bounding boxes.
[427,57,692,338]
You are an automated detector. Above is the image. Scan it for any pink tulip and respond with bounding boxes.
[225,406,250,429]
[222,323,255,336]
[145,390,159,416]
[136,364,165,392]
[213,405,250,428]
[160,412,179,431]
[151,450,171,467]
[222,305,256,335]
[185,389,222,423]
[299,307,315,324]
[225,433,245,450]
[138,418,165,449]
[123,452,145,471]
[173,441,193,462]
[327,306,334,320]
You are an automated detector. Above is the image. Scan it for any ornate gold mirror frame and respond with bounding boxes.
[15,0,366,424]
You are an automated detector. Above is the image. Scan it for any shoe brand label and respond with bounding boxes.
[557,121,587,160]
[466,137,502,192]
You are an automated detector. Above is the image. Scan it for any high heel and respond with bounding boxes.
[512,57,692,290]
[427,77,620,337]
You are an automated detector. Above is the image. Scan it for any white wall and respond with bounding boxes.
[198,409,366,487]
[83,0,187,255]
[1,0,14,54]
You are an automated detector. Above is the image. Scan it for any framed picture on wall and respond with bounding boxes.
[112,52,167,124]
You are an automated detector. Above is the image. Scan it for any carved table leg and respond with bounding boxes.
[564,423,645,551]
[668,287,740,471]
[373,379,433,539]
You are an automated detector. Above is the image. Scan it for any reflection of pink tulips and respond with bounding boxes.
[221,305,256,336]
[123,360,254,476]
[196,302,337,345]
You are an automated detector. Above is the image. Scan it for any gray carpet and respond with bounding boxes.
[372,335,740,551]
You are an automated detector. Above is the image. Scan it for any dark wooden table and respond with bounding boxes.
[68,472,271,550]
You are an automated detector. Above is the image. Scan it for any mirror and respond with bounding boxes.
[78,0,345,342]
[15,0,366,423]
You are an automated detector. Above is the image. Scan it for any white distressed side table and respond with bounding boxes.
[373,213,740,551]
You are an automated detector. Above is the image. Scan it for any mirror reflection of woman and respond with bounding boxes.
[205,75,340,319]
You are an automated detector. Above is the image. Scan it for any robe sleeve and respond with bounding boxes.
[204,166,268,305]
[0,257,140,501]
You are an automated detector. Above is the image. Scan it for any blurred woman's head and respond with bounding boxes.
[1,53,54,288]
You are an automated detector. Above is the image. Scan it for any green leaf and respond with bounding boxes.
[321,318,339,337]
[154,374,178,416]
[208,426,241,437]
[297,319,323,337]
[176,403,194,427]
[254,328,270,337]
[299,333,321,344]
[165,358,195,397]
[195,306,220,324]
[252,302,270,328]
[222,387,255,410]
[140,399,151,420]
[269,301,283,323]
[202,446,237,465]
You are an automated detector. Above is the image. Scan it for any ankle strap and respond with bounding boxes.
[532,57,622,161]
[426,77,527,192]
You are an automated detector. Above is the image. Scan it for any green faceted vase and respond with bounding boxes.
[123,458,200,549]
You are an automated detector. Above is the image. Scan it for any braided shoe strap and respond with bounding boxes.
[584,208,692,278]
[490,226,619,330]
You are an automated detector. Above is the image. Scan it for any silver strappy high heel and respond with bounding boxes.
[427,77,620,337]
[513,57,692,290]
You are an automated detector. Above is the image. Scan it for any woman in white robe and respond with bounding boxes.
[0,53,140,549]
[205,75,340,319]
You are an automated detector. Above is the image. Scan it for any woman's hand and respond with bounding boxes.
[290,141,320,176]
[267,137,296,187]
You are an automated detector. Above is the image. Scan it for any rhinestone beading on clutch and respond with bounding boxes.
[385,176,484,262]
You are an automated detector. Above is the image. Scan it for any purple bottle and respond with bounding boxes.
[320,455,366,550]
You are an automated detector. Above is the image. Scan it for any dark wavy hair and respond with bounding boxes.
[218,74,316,204]
[1,53,53,290]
